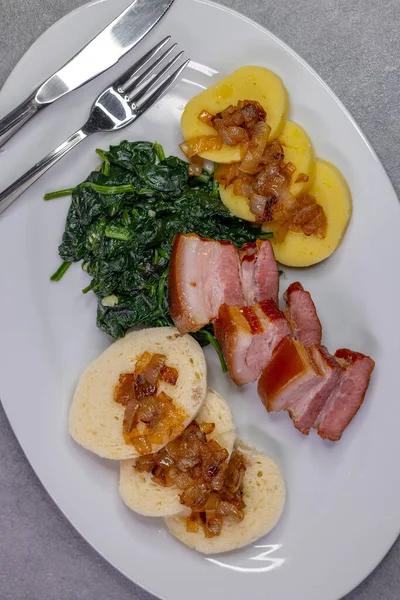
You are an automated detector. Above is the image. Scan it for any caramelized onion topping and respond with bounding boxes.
[240,121,271,174]
[179,135,222,158]
[135,424,247,537]
[214,163,239,186]
[295,172,309,183]
[114,373,136,406]
[290,195,327,237]
[185,99,327,239]
[249,193,268,218]
[198,109,215,127]
[114,353,185,454]
[159,365,179,385]
[188,154,205,177]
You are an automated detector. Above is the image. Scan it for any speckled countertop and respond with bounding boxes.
[0,1,399,599]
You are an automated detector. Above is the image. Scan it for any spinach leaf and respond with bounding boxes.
[104,140,157,170]
[136,157,188,196]
[50,141,264,369]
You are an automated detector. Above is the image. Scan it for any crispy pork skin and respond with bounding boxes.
[168,234,243,333]
[284,282,322,347]
[258,336,321,413]
[315,349,375,441]
[257,338,340,432]
[214,299,291,386]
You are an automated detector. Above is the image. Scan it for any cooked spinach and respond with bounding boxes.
[49,141,264,368]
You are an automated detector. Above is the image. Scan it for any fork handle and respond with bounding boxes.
[0,129,88,216]
[0,93,41,148]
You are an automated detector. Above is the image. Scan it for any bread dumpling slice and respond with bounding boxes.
[69,327,207,460]
[119,388,236,517]
[164,441,285,554]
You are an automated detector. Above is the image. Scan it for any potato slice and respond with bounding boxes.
[266,159,352,267]
[181,66,289,163]
[219,120,315,222]
[219,182,256,223]
[280,120,315,197]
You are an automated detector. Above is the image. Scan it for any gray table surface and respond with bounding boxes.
[0,0,399,599]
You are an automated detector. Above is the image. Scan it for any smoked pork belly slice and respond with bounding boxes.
[168,233,243,334]
[239,243,257,305]
[257,337,339,428]
[239,240,279,305]
[214,299,291,386]
[284,282,322,347]
[254,239,279,303]
[315,349,375,441]
[290,346,341,435]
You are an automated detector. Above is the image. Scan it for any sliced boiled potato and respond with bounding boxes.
[266,158,352,267]
[219,183,256,223]
[164,440,286,554]
[219,120,315,222]
[69,327,207,460]
[279,120,315,197]
[119,388,236,517]
[181,66,289,162]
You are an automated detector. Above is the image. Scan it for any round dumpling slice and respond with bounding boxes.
[268,158,352,266]
[119,388,236,517]
[69,327,207,460]
[164,441,286,554]
[219,120,315,222]
[181,66,289,163]
[279,120,315,197]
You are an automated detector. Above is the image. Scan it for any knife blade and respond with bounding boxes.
[0,0,174,148]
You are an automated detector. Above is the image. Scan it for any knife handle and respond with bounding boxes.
[0,93,41,148]
[0,129,88,216]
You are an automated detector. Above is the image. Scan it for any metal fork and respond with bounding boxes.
[0,37,189,216]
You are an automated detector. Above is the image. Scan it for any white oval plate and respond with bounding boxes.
[1,1,400,599]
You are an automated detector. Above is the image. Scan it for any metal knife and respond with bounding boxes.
[0,0,174,148]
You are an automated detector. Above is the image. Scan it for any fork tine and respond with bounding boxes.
[123,44,178,97]
[135,60,190,116]
[115,36,171,93]
[129,51,185,103]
